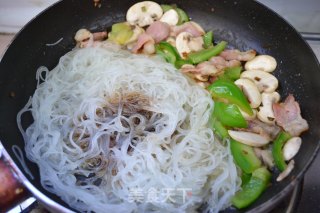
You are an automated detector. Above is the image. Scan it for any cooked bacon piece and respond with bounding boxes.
[254,148,274,169]
[220,49,256,61]
[181,61,221,76]
[247,119,281,140]
[146,21,170,43]
[132,33,155,53]
[209,56,241,70]
[273,94,309,136]
[171,22,205,37]
[92,31,107,41]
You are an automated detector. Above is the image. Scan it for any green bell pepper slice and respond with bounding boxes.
[209,117,229,140]
[232,167,271,209]
[188,41,227,64]
[203,31,214,48]
[241,172,252,186]
[155,41,192,69]
[155,41,181,65]
[161,4,173,12]
[207,79,253,115]
[218,66,242,81]
[230,139,262,174]
[176,8,190,25]
[175,59,192,69]
[213,102,248,128]
[272,131,292,171]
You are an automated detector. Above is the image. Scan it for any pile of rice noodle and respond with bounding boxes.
[18,42,240,213]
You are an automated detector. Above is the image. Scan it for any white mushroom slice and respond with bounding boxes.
[228,130,270,147]
[142,41,155,54]
[74,29,92,42]
[257,92,280,125]
[176,32,204,58]
[160,9,179,26]
[235,78,262,108]
[241,70,278,93]
[283,137,302,161]
[188,37,204,52]
[277,160,295,182]
[126,25,144,44]
[245,55,277,73]
[239,108,257,120]
[126,1,163,27]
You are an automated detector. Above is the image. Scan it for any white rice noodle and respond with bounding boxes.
[17,42,240,213]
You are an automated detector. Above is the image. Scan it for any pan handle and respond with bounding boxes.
[0,145,31,212]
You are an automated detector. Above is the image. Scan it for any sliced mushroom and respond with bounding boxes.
[277,160,295,182]
[239,108,257,120]
[160,9,179,26]
[74,29,92,42]
[228,130,270,147]
[126,1,163,27]
[126,25,145,44]
[235,78,262,108]
[176,32,204,58]
[241,70,278,93]
[74,29,93,48]
[283,137,302,161]
[142,40,155,54]
[245,55,277,73]
[257,92,280,125]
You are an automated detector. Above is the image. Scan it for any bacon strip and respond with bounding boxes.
[171,22,205,37]
[146,21,170,43]
[247,119,281,140]
[92,31,107,41]
[181,61,221,76]
[219,49,256,61]
[132,33,155,54]
[209,56,241,70]
[273,94,309,136]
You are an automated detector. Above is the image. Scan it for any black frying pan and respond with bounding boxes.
[0,0,319,212]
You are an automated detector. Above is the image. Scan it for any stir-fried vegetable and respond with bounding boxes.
[272,131,292,171]
[208,79,253,116]
[218,66,242,81]
[161,4,173,12]
[108,22,133,45]
[175,8,189,25]
[160,4,189,25]
[241,172,252,186]
[203,31,213,48]
[213,102,248,128]
[210,118,229,140]
[230,139,262,174]
[188,41,227,64]
[232,167,271,209]
[155,41,181,65]
[155,41,192,68]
